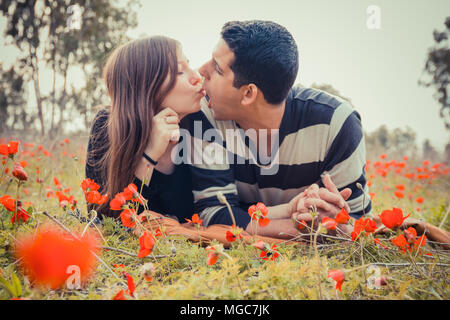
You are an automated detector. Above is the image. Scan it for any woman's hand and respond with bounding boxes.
[144,107,180,162]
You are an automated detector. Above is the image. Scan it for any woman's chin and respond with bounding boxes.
[177,103,202,119]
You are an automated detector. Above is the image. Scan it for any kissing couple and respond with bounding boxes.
[86,20,372,241]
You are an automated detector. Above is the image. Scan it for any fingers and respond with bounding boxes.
[294,212,313,223]
[164,115,179,124]
[322,173,339,194]
[303,198,340,215]
[340,188,352,201]
[170,129,180,142]
[304,184,320,198]
[319,188,351,213]
[156,107,178,118]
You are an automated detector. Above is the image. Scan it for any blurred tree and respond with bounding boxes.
[422,139,440,163]
[0,63,29,133]
[0,0,139,136]
[365,125,419,160]
[445,142,450,165]
[419,16,450,129]
[311,83,352,103]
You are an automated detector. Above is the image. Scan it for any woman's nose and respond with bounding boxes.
[190,75,202,86]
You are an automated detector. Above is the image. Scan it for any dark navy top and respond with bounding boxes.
[85,108,194,222]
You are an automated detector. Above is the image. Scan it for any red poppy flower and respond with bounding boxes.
[392,234,407,248]
[322,217,337,230]
[335,208,350,224]
[185,213,203,226]
[53,177,62,187]
[55,191,76,208]
[11,205,30,224]
[138,231,155,258]
[363,218,377,233]
[379,207,410,230]
[0,195,16,212]
[7,141,19,156]
[123,183,138,200]
[394,191,404,198]
[297,220,307,230]
[351,217,376,241]
[248,202,268,220]
[110,192,128,211]
[206,250,220,266]
[226,230,237,242]
[125,273,135,296]
[260,244,279,261]
[154,228,164,238]
[112,289,126,300]
[85,190,108,205]
[395,184,405,191]
[121,183,146,205]
[120,209,137,228]
[328,269,345,291]
[413,235,427,248]
[12,163,28,181]
[404,227,417,243]
[415,197,424,204]
[14,226,100,289]
[248,202,270,227]
[81,178,100,192]
[0,144,8,156]
[258,217,271,227]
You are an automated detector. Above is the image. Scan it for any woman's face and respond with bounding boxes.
[161,49,205,119]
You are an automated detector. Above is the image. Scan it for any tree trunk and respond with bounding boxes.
[30,47,45,136]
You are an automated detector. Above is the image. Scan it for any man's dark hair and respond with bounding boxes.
[221,20,299,104]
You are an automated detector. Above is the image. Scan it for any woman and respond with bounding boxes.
[85,36,205,222]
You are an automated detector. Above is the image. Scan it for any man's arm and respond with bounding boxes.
[320,101,371,218]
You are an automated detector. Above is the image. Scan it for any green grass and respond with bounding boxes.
[0,138,449,300]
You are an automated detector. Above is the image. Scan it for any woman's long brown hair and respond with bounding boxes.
[88,36,179,217]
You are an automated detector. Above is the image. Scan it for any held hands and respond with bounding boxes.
[144,107,181,162]
[289,174,352,224]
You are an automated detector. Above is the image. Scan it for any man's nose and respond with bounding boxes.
[198,62,209,80]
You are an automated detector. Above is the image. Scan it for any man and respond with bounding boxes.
[185,20,371,239]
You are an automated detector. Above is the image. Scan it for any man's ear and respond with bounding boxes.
[240,84,258,106]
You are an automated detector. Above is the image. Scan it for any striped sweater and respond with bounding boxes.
[183,85,371,226]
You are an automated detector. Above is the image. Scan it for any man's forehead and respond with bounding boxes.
[212,39,234,69]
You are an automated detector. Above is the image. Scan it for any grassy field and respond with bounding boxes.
[0,137,449,300]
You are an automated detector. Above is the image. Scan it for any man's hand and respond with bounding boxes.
[289,174,352,223]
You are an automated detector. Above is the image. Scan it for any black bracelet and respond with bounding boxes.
[143,152,158,166]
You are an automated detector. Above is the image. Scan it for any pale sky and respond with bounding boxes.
[1,0,449,150]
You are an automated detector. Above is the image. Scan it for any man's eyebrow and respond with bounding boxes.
[213,58,224,73]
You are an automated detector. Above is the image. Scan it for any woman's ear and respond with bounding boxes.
[240,84,258,106]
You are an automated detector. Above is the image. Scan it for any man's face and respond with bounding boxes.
[198,39,243,120]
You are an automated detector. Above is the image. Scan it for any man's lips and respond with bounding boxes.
[206,94,212,108]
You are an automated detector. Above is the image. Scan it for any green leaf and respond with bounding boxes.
[11,273,22,297]
[0,276,15,297]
